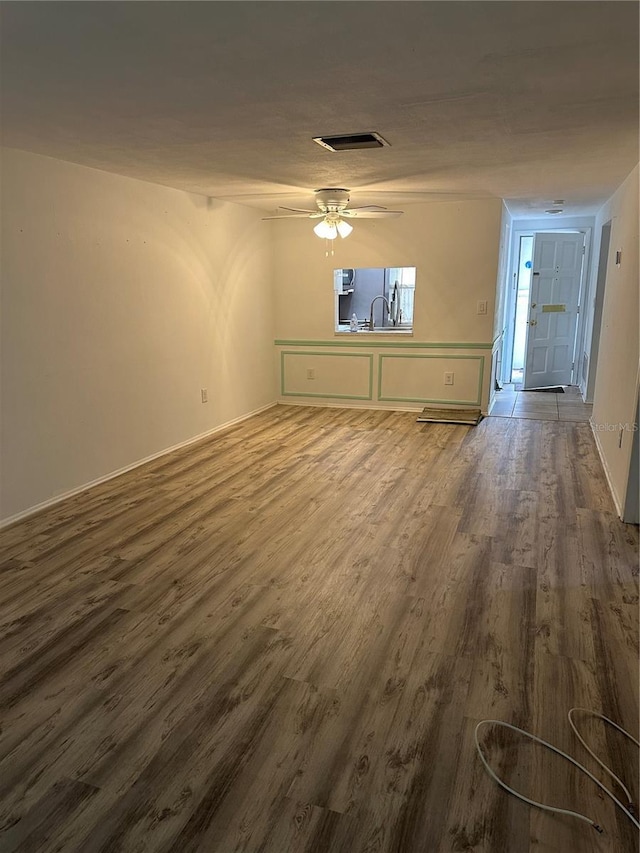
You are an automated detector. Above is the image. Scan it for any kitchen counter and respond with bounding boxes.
[335,325,413,334]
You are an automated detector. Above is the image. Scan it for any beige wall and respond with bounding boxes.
[271,199,502,410]
[591,165,639,517]
[0,149,275,522]
[272,199,502,341]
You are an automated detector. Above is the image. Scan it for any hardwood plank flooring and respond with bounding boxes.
[0,405,638,852]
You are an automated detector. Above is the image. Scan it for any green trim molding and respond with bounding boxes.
[275,339,492,350]
[280,351,374,401]
[377,353,485,407]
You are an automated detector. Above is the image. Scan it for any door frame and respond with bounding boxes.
[584,220,611,402]
[523,231,587,389]
[501,226,592,387]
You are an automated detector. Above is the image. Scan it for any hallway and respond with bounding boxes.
[489,385,593,422]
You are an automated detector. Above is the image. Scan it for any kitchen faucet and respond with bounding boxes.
[368,295,390,331]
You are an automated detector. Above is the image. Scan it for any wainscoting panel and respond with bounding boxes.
[378,354,484,406]
[276,341,490,409]
[280,351,373,400]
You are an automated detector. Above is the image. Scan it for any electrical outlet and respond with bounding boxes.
[201,388,208,403]
[444,371,454,386]
[307,368,315,380]
[477,300,488,315]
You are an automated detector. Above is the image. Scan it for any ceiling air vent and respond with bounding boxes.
[312,132,390,152]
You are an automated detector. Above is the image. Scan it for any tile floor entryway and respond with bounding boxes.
[488,384,593,422]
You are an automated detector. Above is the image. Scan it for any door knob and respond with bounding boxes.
[529,319,537,326]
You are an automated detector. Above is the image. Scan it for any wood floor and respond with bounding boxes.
[0,405,638,853]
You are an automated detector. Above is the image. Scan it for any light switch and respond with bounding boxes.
[477,300,488,315]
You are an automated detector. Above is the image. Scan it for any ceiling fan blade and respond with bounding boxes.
[345,204,388,211]
[342,209,404,218]
[262,212,325,220]
[262,212,313,220]
[279,206,317,213]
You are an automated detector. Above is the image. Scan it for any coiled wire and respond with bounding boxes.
[475,711,639,834]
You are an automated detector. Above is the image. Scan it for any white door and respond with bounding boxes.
[523,232,584,389]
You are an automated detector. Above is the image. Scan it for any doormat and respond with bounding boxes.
[417,407,483,426]
[525,386,565,393]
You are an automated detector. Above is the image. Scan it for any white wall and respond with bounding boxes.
[590,165,639,518]
[0,149,276,522]
[271,199,503,411]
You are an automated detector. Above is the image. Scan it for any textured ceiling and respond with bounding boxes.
[1,2,638,217]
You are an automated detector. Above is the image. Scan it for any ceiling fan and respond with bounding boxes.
[262,188,403,240]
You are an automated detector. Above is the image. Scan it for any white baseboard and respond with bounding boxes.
[590,418,623,518]
[0,402,277,531]
[278,399,424,414]
[277,399,488,416]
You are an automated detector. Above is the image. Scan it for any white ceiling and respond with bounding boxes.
[1,2,638,217]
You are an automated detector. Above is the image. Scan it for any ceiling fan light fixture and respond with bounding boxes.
[336,220,353,238]
[263,188,403,245]
[313,219,338,239]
